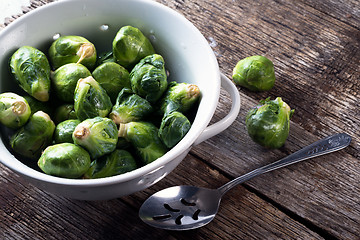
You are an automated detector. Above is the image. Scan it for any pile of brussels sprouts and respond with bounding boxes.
[232,55,294,148]
[0,26,201,179]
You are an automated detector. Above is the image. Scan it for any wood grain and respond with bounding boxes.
[166,0,360,239]
[1,0,359,239]
[1,155,323,240]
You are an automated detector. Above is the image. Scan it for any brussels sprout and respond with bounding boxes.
[246,97,294,149]
[112,26,155,68]
[232,55,276,91]
[118,121,167,165]
[83,149,137,179]
[130,54,168,104]
[0,93,31,129]
[159,111,191,148]
[10,46,51,101]
[158,81,200,115]
[96,51,115,66]
[23,95,52,117]
[74,76,112,121]
[54,119,81,144]
[51,63,91,102]
[109,88,153,124]
[38,143,91,178]
[73,117,118,159]
[53,104,77,124]
[49,35,97,70]
[92,62,131,102]
[116,137,131,149]
[10,111,55,160]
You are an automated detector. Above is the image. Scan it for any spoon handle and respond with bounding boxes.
[218,133,351,195]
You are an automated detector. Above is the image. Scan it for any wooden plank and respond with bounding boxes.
[125,156,325,240]
[297,0,360,29]
[0,165,177,240]
[151,0,360,239]
[0,154,323,240]
[0,0,359,239]
[192,93,360,239]
[158,0,360,156]
[134,155,322,239]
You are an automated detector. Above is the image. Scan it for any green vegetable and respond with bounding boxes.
[109,88,153,124]
[10,46,51,101]
[0,93,31,129]
[116,137,131,149]
[92,62,131,102]
[74,76,112,121]
[118,121,167,165]
[130,54,168,104]
[232,55,275,91]
[49,35,97,70]
[38,143,91,178]
[54,119,81,144]
[51,63,91,102]
[158,81,200,115]
[53,104,77,124]
[112,26,155,68]
[10,111,55,160]
[246,97,294,149]
[23,95,52,116]
[84,149,137,179]
[96,51,115,66]
[72,117,118,159]
[159,111,191,148]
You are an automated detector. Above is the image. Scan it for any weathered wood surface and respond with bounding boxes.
[1,0,359,239]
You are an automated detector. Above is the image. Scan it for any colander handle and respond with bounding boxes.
[193,72,241,146]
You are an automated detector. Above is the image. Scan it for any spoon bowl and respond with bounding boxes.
[140,185,221,230]
[139,133,351,230]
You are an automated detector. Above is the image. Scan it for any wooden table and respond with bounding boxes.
[1,0,359,239]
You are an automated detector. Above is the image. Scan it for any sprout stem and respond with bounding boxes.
[109,112,121,125]
[118,123,128,138]
[76,43,95,64]
[12,101,28,115]
[73,125,90,140]
[187,84,200,99]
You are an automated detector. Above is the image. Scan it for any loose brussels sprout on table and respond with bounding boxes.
[49,35,97,70]
[92,62,131,102]
[130,54,168,104]
[232,55,276,91]
[51,63,91,102]
[109,88,153,124]
[10,46,51,102]
[113,25,155,68]
[10,111,55,160]
[54,119,81,144]
[84,149,137,179]
[74,76,113,121]
[38,143,91,178]
[118,121,168,165]
[72,117,118,159]
[0,93,31,129]
[158,81,201,115]
[246,97,294,149]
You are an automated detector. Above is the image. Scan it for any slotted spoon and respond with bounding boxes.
[139,133,351,230]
